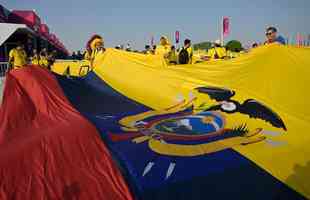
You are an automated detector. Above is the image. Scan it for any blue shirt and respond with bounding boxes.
[276,35,286,45]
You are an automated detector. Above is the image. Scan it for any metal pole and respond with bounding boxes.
[221,16,224,46]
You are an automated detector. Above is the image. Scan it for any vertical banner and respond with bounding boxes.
[175,31,180,44]
[223,17,230,37]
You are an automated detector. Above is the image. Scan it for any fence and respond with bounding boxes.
[0,62,9,77]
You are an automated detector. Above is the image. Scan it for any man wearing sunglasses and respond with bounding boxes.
[265,27,286,45]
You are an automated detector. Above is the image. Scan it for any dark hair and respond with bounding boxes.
[86,34,102,52]
[266,27,277,33]
[171,45,175,50]
[16,42,23,47]
[184,39,191,45]
[215,44,221,47]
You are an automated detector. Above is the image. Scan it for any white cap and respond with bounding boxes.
[214,39,221,45]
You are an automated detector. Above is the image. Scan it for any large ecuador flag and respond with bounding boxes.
[1,44,310,200]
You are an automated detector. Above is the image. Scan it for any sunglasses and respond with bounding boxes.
[266,32,274,36]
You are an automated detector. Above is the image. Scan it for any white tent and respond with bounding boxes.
[0,23,34,46]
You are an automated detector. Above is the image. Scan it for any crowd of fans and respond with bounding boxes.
[7,26,286,70]
[8,43,57,70]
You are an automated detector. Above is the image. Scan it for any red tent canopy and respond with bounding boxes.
[39,24,49,37]
[49,33,58,47]
[9,10,41,32]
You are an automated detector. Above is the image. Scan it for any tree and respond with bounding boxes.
[193,42,212,51]
[226,40,243,52]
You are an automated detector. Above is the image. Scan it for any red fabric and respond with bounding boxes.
[40,24,49,36]
[0,66,133,200]
[10,10,41,31]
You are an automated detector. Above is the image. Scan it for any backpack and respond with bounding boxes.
[178,48,189,64]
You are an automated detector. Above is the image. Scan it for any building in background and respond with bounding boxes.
[0,4,69,62]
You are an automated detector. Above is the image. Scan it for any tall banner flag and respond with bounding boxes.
[223,17,230,37]
[175,31,180,44]
[221,16,230,45]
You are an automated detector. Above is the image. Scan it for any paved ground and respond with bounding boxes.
[0,77,4,104]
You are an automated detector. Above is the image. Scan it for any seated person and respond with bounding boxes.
[264,27,286,45]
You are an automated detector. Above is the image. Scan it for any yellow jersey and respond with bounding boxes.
[155,45,171,65]
[90,48,106,67]
[39,55,49,67]
[9,48,27,68]
[31,55,40,65]
[84,51,91,60]
[186,46,194,64]
[155,45,171,56]
[207,47,227,59]
[167,50,178,64]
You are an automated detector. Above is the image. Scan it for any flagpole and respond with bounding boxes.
[221,16,224,46]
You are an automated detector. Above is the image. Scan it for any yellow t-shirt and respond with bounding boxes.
[155,45,171,65]
[90,48,106,67]
[155,45,171,56]
[167,50,178,64]
[31,55,40,65]
[207,47,227,59]
[186,46,194,64]
[9,48,27,68]
[39,55,49,67]
[145,50,152,55]
[84,51,91,60]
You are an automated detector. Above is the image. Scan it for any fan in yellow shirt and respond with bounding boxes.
[30,49,40,65]
[178,39,194,64]
[206,40,227,60]
[39,48,49,68]
[155,36,171,55]
[167,45,178,65]
[8,43,28,69]
[84,34,105,67]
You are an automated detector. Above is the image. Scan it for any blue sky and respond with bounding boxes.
[2,0,310,51]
